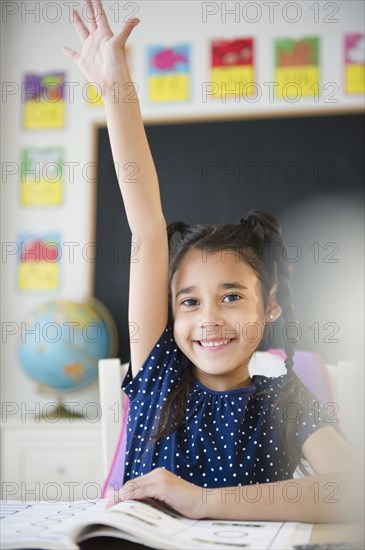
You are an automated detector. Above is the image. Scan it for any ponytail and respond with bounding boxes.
[243,210,311,475]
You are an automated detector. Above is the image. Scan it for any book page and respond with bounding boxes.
[1,499,312,550]
[72,499,312,550]
[0,500,107,550]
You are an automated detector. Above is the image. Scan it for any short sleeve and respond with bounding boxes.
[255,375,341,451]
[295,391,340,449]
[270,382,340,450]
[121,321,182,404]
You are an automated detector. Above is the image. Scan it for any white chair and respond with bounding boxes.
[98,353,341,479]
[98,359,129,478]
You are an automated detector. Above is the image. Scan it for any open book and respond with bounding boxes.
[1,498,312,549]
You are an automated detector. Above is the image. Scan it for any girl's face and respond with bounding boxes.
[171,249,272,391]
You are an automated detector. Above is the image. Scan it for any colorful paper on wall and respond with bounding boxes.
[23,72,65,129]
[275,37,320,98]
[345,33,365,94]
[20,147,63,205]
[18,234,61,291]
[210,38,255,99]
[148,45,190,102]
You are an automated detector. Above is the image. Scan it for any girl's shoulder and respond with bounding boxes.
[122,318,182,402]
[252,373,320,406]
[252,373,287,395]
[131,317,178,371]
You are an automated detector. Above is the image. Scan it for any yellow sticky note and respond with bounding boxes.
[20,147,64,206]
[149,74,189,102]
[275,66,320,98]
[24,100,65,129]
[20,178,63,205]
[18,262,59,290]
[210,66,255,98]
[346,65,365,94]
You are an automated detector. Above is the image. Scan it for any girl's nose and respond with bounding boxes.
[198,303,226,337]
[199,320,226,342]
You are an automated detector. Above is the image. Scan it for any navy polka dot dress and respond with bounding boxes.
[122,321,328,488]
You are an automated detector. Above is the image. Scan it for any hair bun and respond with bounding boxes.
[240,210,282,241]
[239,215,258,230]
[167,220,190,238]
[167,220,191,253]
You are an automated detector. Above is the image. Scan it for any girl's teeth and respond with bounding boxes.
[200,340,230,347]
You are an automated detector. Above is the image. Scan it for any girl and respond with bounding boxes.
[63,0,360,522]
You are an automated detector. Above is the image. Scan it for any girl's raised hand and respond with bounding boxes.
[62,0,139,98]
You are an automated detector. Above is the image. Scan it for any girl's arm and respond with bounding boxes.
[107,427,362,523]
[199,426,361,522]
[63,0,169,374]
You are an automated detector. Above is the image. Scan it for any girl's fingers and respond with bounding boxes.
[73,9,89,42]
[93,0,112,31]
[120,480,141,500]
[104,488,122,509]
[115,18,140,47]
[61,46,80,63]
[84,0,97,32]
[104,485,139,510]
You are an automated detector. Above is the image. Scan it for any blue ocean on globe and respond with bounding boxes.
[18,300,117,393]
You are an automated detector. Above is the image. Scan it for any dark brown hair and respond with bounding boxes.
[152,210,314,475]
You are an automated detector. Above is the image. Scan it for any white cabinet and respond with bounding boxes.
[1,418,104,501]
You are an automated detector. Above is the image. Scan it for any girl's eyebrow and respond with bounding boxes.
[175,285,197,299]
[175,282,248,299]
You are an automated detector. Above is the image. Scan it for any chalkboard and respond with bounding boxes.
[92,112,364,364]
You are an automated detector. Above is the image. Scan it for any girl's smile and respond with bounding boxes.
[194,338,234,350]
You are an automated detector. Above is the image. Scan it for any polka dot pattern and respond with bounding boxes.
[122,322,328,488]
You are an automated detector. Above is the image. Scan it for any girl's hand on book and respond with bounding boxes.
[62,0,139,99]
[105,468,205,519]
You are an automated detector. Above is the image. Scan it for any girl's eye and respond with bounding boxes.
[223,293,241,303]
[181,298,199,307]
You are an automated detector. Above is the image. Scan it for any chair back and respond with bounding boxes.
[98,359,129,486]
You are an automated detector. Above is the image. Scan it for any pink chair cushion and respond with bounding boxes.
[267,348,335,405]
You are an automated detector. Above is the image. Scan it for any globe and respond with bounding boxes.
[18,298,118,407]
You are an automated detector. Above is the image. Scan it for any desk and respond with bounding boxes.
[312,522,363,544]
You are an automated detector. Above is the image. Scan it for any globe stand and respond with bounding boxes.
[36,384,85,421]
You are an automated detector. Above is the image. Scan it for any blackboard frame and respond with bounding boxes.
[90,109,364,364]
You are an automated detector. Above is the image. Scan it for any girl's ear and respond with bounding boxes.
[264,286,282,322]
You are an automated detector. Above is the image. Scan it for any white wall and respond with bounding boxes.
[1,0,364,417]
